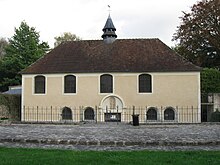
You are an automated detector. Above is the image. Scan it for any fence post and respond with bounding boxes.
[105,106,108,122]
[23,105,25,122]
[95,106,98,123]
[36,106,38,123]
[192,106,194,123]
[186,106,189,122]
[56,106,58,121]
[51,106,53,123]
[82,106,84,122]
[79,106,81,122]
[116,106,118,125]
[176,106,178,123]
[145,106,148,123]
[45,106,47,122]
[29,106,31,122]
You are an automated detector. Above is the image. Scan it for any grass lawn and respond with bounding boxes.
[0,147,219,165]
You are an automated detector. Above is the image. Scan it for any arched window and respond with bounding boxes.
[147,107,157,120]
[64,75,76,93]
[100,74,113,93]
[139,74,152,93]
[34,75,45,94]
[62,107,72,120]
[164,107,175,120]
[84,107,95,120]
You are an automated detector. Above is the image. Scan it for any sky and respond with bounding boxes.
[0,0,199,48]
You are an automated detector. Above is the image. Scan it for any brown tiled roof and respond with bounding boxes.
[21,39,201,74]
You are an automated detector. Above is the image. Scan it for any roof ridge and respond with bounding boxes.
[21,39,201,74]
[65,38,160,42]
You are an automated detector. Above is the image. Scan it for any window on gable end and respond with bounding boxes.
[139,74,152,93]
[34,75,45,94]
[64,75,76,93]
[100,74,113,93]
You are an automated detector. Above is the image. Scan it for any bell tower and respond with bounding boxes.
[101,14,117,44]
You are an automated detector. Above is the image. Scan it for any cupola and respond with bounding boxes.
[101,14,117,44]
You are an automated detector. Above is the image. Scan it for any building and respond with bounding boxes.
[21,15,201,123]
[3,86,22,95]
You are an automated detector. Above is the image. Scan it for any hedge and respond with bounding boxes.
[0,94,21,121]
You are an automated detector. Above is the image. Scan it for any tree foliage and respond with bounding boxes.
[173,0,220,68]
[0,21,49,92]
[210,109,220,122]
[0,38,8,59]
[54,32,81,47]
[201,68,220,93]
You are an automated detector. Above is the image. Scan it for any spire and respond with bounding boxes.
[102,14,117,44]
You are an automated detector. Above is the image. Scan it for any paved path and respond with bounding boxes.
[0,123,220,150]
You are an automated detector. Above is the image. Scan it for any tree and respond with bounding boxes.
[0,21,49,92]
[201,68,220,93]
[54,32,81,47]
[0,38,8,59]
[173,0,220,69]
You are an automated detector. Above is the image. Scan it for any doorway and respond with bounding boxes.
[101,95,124,122]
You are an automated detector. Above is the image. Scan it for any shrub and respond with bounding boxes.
[210,109,220,122]
[0,94,21,121]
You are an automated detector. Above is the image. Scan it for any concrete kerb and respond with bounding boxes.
[1,138,220,147]
[2,121,220,126]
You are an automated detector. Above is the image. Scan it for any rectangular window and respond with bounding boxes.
[34,76,45,94]
[64,75,76,93]
[100,74,113,93]
[139,74,152,93]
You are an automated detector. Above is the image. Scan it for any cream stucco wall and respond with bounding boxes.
[22,72,201,123]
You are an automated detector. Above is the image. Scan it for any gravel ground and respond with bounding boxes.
[0,123,219,151]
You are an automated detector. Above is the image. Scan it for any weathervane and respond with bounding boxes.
[108,5,111,14]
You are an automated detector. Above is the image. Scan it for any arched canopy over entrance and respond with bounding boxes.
[101,95,124,113]
[100,95,124,122]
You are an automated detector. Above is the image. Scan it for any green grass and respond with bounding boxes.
[0,147,219,165]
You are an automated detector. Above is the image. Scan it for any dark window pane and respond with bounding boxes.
[164,108,175,120]
[139,74,152,93]
[100,74,113,93]
[64,75,76,93]
[84,107,95,120]
[35,76,45,94]
[62,107,72,120]
[147,108,157,120]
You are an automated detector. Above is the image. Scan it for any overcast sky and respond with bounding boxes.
[0,0,199,47]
